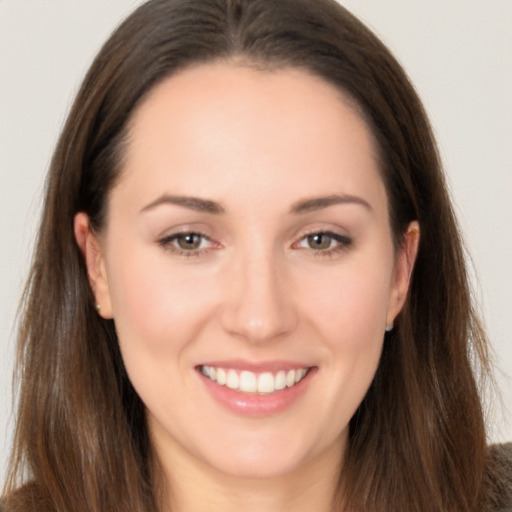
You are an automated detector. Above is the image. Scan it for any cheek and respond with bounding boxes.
[301,258,392,419]
[104,244,217,358]
[302,256,393,348]
[314,270,389,384]
[103,247,222,416]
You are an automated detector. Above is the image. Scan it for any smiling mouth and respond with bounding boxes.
[199,365,310,395]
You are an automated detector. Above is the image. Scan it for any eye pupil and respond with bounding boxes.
[307,233,331,250]
[177,233,201,250]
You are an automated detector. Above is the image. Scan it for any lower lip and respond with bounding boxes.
[198,368,316,417]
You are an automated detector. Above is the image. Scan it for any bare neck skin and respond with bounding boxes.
[154,426,345,512]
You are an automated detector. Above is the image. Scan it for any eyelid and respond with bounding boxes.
[156,225,352,258]
[157,230,220,257]
[292,229,353,255]
[293,225,351,243]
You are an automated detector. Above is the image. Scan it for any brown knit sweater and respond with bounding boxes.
[486,442,512,511]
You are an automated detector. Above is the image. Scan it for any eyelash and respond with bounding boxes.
[157,230,352,258]
[294,231,353,258]
[158,232,216,257]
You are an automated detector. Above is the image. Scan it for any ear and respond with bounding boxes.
[386,221,420,327]
[74,213,113,319]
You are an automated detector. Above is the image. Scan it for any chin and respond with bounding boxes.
[195,423,345,481]
[206,448,310,480]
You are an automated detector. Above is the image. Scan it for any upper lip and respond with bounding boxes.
[196,359,313,373]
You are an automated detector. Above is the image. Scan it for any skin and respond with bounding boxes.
[75,62,419,512]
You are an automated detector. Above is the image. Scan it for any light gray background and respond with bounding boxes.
[1,1,511,477]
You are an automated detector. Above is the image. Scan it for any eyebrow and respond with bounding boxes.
[289,194,372,214]
[140,195,225,214]
[140,193,372,215]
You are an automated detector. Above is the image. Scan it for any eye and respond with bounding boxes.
[174,232,205,250]
[304,233,335,250]
[295,231,352,255]
[158,231,215,255]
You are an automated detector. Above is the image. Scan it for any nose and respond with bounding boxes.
[220,247,298,343]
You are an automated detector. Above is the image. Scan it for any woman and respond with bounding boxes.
[1,0,510,511]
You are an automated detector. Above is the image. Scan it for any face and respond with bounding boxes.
[76,62,418,482]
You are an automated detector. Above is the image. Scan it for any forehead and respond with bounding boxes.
[115,62,385,216]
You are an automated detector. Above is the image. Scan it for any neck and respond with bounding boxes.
[153,437,345,512]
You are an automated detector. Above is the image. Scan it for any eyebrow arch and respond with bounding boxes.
[290,194,372,214]
[140,195,225,214]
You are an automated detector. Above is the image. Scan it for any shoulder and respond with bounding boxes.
[485,443,512,512]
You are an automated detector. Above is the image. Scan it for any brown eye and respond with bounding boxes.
[176,233,203,250]
[306,233,333,250]
[158,231,212,254]
[295,231,352,255]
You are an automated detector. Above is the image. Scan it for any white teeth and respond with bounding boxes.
[200,365,309,394]
[216,368,227,385]
[226,369,239,390]
[296,368,307,382]
[257,372,274,394]
[275,370,286,390]
[239,371,257,393]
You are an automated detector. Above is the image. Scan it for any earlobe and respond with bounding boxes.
[386,221,420,327]
[74,213,114,319]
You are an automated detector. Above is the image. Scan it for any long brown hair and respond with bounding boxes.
[2,1,495,511]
